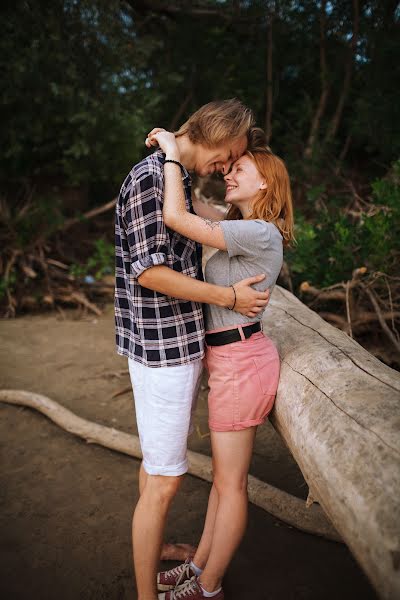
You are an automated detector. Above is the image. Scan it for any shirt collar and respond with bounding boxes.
[154,149,191,183]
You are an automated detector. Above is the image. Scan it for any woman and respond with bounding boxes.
[153,127,294,600]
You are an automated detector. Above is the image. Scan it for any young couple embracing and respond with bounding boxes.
[115,99,294,599]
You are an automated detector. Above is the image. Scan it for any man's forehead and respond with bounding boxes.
[230,135,248,159]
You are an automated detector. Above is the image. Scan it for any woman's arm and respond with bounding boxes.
[153,131,228,251]
[165,162,227,249]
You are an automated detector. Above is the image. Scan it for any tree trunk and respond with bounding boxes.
[169,88,193,131]
[304,0,329,157]
[265,12,274,143]
[263,286,400,599]
[325,0,359,142]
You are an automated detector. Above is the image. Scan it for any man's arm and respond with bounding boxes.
[192,195,227,222]
[123,161,268,317]
[138,266,268,318]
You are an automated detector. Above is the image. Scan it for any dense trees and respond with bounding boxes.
[1,0,399,363]
[2,1,399,184]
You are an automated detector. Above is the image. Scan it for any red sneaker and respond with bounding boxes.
[157,558,196,592]
[158,576,224,599]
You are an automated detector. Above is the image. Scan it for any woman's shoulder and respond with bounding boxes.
[220,218,282,250]
[251,219,283,241]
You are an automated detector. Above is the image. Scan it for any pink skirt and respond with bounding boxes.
[204,328,280,432]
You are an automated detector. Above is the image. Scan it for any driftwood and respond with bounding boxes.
[0,389,340,543]
[2,283,400,596]
[263,286,400,600]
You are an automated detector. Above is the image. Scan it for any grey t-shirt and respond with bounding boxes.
[204,219,283,330]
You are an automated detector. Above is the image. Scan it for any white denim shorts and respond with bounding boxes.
[128,358,203,476]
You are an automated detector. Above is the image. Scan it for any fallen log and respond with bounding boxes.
[0,389,339,542]
[263,286,400,600]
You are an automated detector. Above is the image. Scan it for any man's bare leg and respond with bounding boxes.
[139,461,148,495]
[132,473,182,600]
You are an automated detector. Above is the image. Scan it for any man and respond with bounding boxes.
[114,99,269,600]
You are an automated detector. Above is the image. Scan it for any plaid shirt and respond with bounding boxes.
[115,149,205,367]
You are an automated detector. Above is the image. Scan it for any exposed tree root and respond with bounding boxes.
[0,389,341,544]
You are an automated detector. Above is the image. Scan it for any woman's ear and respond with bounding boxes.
[259,180,268,190]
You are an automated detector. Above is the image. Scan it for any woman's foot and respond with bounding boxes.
[157,558,197,591]
[158,576,224,599]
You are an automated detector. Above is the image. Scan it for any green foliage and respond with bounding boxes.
[0,270,16,301]
[287,215,321,282]
[1,0,399,302]
[2,0,399,191]
[0,0,157,187]
[14,197,65,247]
[70,238,114,280]
[286,162,400,288]
[362,163,400,269]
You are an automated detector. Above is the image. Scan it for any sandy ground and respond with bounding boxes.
[0,305,377,599]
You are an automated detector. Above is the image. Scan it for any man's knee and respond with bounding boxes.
[144,473,183,504]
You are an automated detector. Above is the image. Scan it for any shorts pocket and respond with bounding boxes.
[252,353,280,396]
[207,343,232,360]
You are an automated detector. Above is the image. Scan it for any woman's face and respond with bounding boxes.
[224,155,266,206]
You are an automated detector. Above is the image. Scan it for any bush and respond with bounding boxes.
[286,161,400,288]
[69,238,114,281]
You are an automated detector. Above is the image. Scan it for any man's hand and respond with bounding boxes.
[232,274,270,317]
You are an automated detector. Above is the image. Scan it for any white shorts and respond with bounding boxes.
[128,358,203,476]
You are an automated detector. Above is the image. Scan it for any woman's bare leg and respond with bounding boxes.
[192,482,219,568]
[198,427,256,592]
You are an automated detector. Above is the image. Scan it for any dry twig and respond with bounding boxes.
[362,285,400,354]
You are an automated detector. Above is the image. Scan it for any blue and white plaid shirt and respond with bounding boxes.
[115,150,205,367]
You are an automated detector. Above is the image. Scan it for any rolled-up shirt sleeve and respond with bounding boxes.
[122,171,169,279]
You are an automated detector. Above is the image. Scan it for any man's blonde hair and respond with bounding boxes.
[175,99,255,147]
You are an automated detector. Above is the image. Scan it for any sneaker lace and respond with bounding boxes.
[175,561,193,588]
[172,576,198,599]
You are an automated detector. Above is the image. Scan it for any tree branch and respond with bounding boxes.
[362,285,400,354]
[125,0,257,22]
[59,198,117,233]
[0,389,341,542]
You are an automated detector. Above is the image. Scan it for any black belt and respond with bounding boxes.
[205,322,261,347]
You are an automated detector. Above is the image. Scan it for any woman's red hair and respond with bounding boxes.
[226,128,294,246]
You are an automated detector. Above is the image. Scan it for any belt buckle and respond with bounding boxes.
[244,327,252,340]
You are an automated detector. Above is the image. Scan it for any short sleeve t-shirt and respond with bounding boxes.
[204,219,283,331]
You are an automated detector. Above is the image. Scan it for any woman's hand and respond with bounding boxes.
[145,127,165,148]
[145,128,180,161]
[153,131,180,161]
